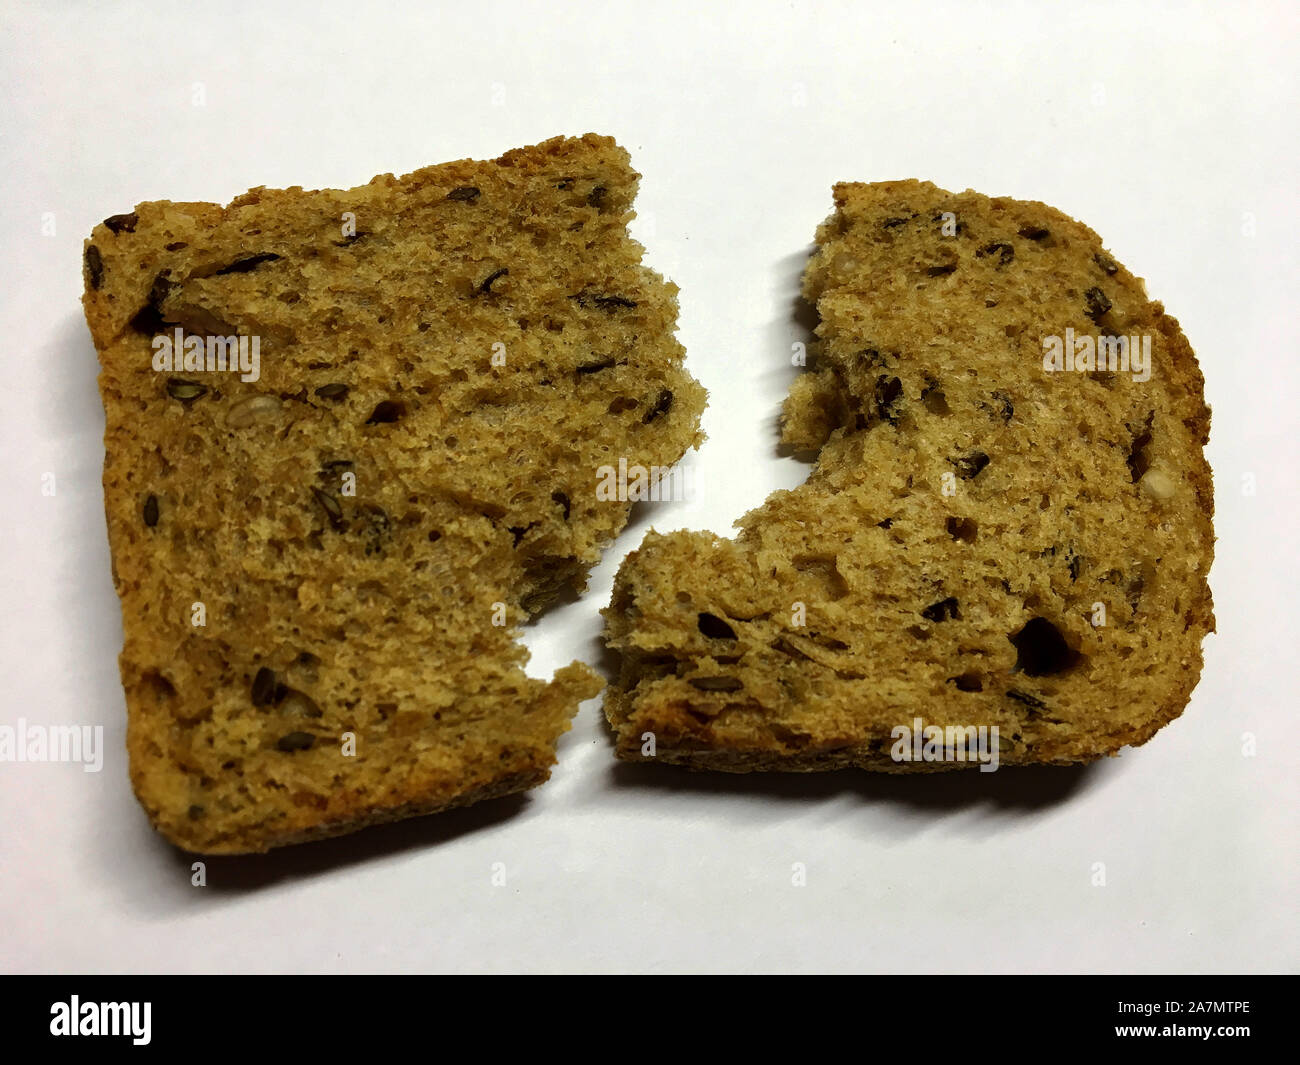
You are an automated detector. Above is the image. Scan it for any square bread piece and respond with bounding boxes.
[604,180,1213,771]
[83,134,705,852]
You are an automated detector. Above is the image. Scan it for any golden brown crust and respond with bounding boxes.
[605,180,1214,772]
[148,769,550,855]
[84,134,703,852]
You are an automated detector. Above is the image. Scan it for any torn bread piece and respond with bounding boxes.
[604,180,1212,771]
[83,134,705,851]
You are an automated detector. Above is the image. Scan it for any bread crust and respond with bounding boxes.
[84,135,703,851]
[605,180,1214,771]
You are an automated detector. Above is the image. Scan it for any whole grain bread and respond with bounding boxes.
[604,180,1213,771]
[83,133,705,851]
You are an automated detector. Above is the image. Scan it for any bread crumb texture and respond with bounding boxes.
[604,180,1213,771]
[83,134,705,851]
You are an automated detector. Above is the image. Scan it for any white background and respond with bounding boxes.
[0,0,1296,974]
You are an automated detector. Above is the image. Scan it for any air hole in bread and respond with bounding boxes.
[697,613,738,640]
[1009,617,1079,677]
[141,670,177,701]
[792,555,849,600]
[366,400,406,424]
[1127,412,1154,482]
[921,378,950,415]
[946,516,978,543]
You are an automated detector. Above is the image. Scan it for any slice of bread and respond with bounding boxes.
[604,180,1213,771]
[83,134,705,851]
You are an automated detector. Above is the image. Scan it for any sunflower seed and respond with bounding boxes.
[275,731,315,752]
[225,394,282,428]
[104,212,138,234]
[251,667,277,706]
[166,378,208,403]
[84,245,104,289]
[312,488,344,527]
